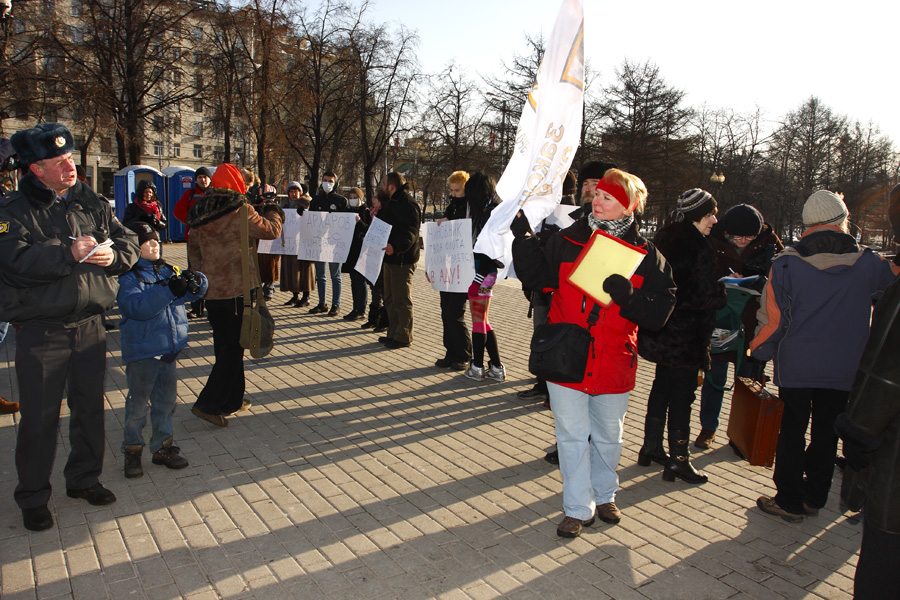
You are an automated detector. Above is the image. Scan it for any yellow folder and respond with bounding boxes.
[566,229,647,306]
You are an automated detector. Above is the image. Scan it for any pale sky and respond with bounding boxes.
[367,0,900,146]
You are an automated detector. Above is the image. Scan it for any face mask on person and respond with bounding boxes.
[322,181,334,193]
[349,197,360,207]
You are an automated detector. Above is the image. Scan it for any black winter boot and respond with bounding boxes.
[663,430,708,484]
[123,445,143,479]
[637,415,668,467]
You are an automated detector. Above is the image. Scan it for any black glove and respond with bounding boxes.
[510,211,533,239]
[747,357,766,383]
[603,274,633,306]
[167,274,188,298]
[842,442,870,471]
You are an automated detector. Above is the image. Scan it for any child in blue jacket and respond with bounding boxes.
[118,223,208,478]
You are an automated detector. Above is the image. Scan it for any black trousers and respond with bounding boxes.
[439,291,471,363]
[15,317,107,509]
[856,519,900,599]
[195,298,245,415]
[773,386,848,513]
[646,364,698,434]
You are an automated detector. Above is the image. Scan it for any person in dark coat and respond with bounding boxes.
[835,184,900,599]
[341,187,371,321]
[0,123,141,531]
[637,189,726,484]
[694,204,783,449]
[433,170,473,371]
[124,180,167,233]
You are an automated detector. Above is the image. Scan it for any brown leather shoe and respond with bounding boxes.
[191,406,227,427]
[0,396,19,414]
[556,514,595,538]
[596,502,622,524]
[694,428,716,450]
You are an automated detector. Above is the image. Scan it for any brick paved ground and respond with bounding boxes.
[0,243,859,599]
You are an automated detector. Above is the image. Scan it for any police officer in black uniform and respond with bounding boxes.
[0,123,140,531]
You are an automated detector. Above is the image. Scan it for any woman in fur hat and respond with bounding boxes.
[637,189,726,485]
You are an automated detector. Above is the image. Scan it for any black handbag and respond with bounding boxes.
[528,304,600,383]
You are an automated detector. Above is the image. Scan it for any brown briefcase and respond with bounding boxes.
[726,377,783,467]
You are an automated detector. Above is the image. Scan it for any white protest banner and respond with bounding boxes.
[540,203,577,232]
[354,217,392,285]
[424,219,476,293]
[473,0,584,271]
[297,211,357,263]
[258,208,301,255]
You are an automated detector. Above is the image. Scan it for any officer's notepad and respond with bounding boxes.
[566,229,647,306]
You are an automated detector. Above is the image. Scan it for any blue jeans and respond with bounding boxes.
[123,357,177,453]
[699,358,752,431]
[315,261,342,307]
[548,382,630,520]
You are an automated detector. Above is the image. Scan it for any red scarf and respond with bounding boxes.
[137,197,162,220]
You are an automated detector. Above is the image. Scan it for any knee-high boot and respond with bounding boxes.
[637,415,668,467]
[663,429,708,484]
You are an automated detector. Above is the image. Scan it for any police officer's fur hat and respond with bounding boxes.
[10,123,74,166]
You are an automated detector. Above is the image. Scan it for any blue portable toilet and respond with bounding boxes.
[113,165,166,238]
[162,166,198,243]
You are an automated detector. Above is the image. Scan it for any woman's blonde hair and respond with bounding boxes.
[602,168,648,214]
[240,167,260,187]
[447,170,470,186]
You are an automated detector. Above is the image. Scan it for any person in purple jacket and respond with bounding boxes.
[750,190,900,522]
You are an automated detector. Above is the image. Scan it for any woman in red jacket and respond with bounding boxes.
[512,168,676,538]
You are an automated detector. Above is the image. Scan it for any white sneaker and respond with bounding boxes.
[464,363,485,381]
[485,362,506,382]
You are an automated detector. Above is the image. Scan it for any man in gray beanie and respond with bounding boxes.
[0,123,140,531]
[751,189,898,523]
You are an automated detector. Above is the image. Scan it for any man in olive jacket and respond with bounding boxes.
[0,123,140,532]
[377,171,421,349]
[835,182,900,599]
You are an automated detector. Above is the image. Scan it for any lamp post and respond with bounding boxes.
[710,171,725,198]
[486,93,508,176]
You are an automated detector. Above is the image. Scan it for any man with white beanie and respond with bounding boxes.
[750,190,900,523]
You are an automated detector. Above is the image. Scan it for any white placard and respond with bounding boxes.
[424,219,476,293]
[354,217,392,285]
[258,209,300,255]
[297,211,357,263]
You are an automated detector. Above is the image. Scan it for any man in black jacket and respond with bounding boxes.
[308,170,348,317]
[378,172,421,349]
[0,123,140,532]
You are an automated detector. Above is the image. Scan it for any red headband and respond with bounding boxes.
[595,179,631,210]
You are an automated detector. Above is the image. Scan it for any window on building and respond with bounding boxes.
[173,143,181,158]
[193,144,203,159]
[194,74,202,91]
[213,147,224,162]
[153,141,163,156]
[173,47,181,61]
[171,70,181,86]
[100,136,112,153]
[173,116,181,135]
[153,115,164,131]
[193,121,202,137]
[193,51,202,66]
[14,103,28,120]
[70,0,81,16]
[44,0,55,14]
[193,98,203,113]
[193,26,202,41]
[71,27,83,44]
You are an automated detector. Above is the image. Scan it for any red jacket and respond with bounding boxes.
[173,186,206,242]
[513,218,675,394]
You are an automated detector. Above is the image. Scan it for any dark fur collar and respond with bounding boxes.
[14,172,66,209]
[186,187,247,227]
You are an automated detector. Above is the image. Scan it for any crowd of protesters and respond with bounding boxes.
[2,121,899,598]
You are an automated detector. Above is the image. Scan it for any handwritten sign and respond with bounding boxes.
[297,211,356,263]
[425,219,475,293]
[354,217,392,285]
[258,208,301,255]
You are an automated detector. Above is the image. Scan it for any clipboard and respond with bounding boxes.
[566,229,647,306]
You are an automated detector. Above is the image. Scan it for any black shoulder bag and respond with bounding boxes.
[529,303,601,383]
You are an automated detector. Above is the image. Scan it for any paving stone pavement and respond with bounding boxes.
[0,243,859,599]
